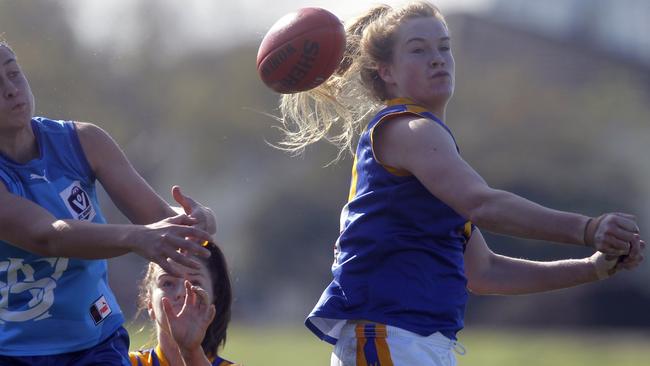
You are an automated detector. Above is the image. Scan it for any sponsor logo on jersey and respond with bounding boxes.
[89,295,112,325]
[59,181,96,220]
[29,169,50,183]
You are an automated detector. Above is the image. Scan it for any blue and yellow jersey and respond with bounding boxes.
[0,117,123,355]
[129,345,236,366]
[306,99,473,345]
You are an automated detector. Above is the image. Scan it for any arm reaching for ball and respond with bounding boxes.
[465,228,646,295]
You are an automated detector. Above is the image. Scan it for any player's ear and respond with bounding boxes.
[377,63,394,84]
[146,293,155,320]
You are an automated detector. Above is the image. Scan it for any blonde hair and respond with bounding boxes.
[0,34,14,54]
[277,1,447,159]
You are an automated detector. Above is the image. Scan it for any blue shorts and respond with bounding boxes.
[0,326,131,366]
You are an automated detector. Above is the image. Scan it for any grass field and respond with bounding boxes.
[127,324,650,365]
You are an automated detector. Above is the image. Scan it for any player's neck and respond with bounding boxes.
[0,124,38,163]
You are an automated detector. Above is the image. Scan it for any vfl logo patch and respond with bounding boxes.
[0,257,69,323]
[89,295,112,325]
[59,181,96,220]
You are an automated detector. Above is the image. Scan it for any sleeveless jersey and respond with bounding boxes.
[306,99,472,345]
[129,345,235,366]
[0,117,123,355]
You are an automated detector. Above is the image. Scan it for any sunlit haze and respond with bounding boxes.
[66,0,495,54]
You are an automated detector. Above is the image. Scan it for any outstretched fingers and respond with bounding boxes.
[177,281,213,327]
[171,185,217,235]
[179,280,194,313]
[172,186,194,215]
[156,234,210,273]
[139,216,212,276]
[164,212,199,226]
[192,284,210,309]
[169,225,212,255]
[160,297,176,335]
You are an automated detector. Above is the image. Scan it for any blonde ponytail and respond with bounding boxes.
[276,1,446,159]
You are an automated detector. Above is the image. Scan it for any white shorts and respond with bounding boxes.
[331,322,465,366]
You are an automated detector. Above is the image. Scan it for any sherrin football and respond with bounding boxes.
[256,7,346,94]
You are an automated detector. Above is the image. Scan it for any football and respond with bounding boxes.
[256,7,346,94]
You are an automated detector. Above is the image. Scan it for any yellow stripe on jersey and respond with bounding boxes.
[129,350,153,366]
[155,345,170,366]
[128,345,169,366]
[129,353,139,366]
[130,345,237,366]
[386,98,429,113]
[348,154,359,202]
[367,98,443,177]
[463,221,473,239]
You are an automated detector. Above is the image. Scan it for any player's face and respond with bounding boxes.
[0,46,35,131]
[381,17,454,112]
[148,260,214,323]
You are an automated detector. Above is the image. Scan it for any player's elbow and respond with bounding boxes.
[466,278,494,295]
[465,249,501,296]
[463,189,501,228]
[467,270,504,295]
[466,265,491,295]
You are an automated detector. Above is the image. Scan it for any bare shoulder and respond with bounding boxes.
[373,114,457,169]
[73,121,112,144]
[73,121,125,174]
[375,114,454,147]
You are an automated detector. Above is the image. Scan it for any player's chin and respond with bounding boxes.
[431,82,454,96]
[419,89,453,107]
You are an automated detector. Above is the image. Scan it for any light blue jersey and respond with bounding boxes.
[0,117,123,356]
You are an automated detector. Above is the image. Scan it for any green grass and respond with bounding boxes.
[127,324,650,366]
[459,329,650,366]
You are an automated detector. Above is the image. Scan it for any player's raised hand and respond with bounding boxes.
[172,185,217,236]
[584,213,641,256]
[162,280,216,355]
[130,214,212,276]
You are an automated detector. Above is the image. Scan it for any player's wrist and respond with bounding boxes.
[588,252,618,280]
[120,225,146,253]
[583,215,603,247]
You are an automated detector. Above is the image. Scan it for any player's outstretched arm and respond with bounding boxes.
[373,115,642,256]
[75,121,180,224]
[75,122,217,243]
[464,228,645,295]
[0,184,211,276]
